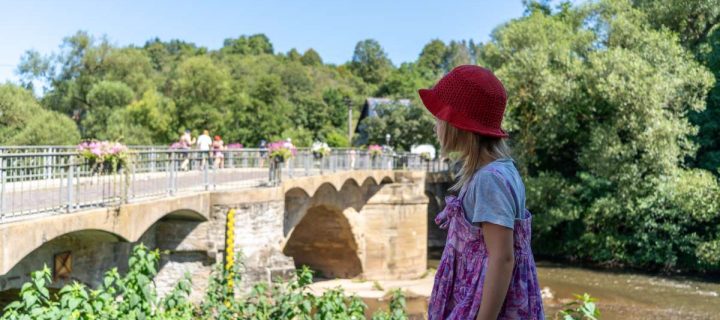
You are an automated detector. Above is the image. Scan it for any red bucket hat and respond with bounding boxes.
[418,65,508,138]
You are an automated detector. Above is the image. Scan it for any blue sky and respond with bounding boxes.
[0,0,527,82]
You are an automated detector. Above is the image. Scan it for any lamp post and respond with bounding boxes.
[385,133,391,148]
[344,97,353,146]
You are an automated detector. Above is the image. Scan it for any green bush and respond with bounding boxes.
[0,244,408,319]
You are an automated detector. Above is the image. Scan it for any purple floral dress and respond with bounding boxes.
[428,185,545,319]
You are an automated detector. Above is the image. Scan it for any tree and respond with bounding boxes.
[443,40,472,71]
[417,40,447,75]
[483,0,720,270]
[172,56,231,133]
[356,102,435,151]
[350,39,393,85]
[221,34,274,55]
[631,0,720,174]
[632,0,720,48]
[107,90,177,144]
[300,48,323,66]
[377,62,433,98]
[83,81,135,139]
[0,84,80,145]
[286,48,302,62]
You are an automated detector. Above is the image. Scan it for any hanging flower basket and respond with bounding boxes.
[267,140,296,162]
[368,144,383,159]
[77,141,130,174]
[311,142,331,159]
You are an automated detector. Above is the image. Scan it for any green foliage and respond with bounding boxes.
[484,0,720,271]
[107,90,177,144]
[350,39,393,85]
[83,80,135,139]
[1,245,408,319]
[370,290,407,320]
[301,49,323,66]
[0,84,80,145]
[558,293,600,320]
[221,34,274,55]
[356,102,436,151]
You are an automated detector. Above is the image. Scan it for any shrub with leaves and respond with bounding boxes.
[558,293,600,320]
[1,244,408,319]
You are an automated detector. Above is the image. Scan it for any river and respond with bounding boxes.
[535,261,720,319]
[426,256,720,319]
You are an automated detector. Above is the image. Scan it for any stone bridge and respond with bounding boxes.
[0,169,452,301]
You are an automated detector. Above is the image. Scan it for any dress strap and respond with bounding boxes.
[458,181,470,202]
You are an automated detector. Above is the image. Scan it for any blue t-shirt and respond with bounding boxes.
[462,158,525,229]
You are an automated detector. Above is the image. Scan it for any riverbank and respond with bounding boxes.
[309,260,720,319]
[537,261,720,319]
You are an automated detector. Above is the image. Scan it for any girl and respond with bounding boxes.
[420,65,544,319]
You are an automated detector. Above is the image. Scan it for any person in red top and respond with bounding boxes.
[212,135,225,169]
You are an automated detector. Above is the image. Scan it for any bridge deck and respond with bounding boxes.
[1,148,445,222]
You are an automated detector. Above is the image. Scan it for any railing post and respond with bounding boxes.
[150,147,156,173]
[66,157,75,212]
[0,155,5,216]
[203,153,209,191]
[305,153,311,176]
[168,152,176,196]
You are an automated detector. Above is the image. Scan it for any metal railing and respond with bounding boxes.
[0,147,449,222]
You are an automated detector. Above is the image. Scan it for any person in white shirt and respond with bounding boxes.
[197,130,212,168]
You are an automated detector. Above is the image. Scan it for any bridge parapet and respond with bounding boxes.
[0,147,448,221]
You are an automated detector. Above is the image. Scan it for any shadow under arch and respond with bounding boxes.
[0,228,127,299]
[283,205,362,278]
[425,191,447,251]
[129,208,208,244]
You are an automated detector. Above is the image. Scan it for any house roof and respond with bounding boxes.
[357,97,412,127]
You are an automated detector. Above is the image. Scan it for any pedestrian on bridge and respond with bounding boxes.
[421,65,544,320]
[197,129,212,169]
[179,129,195,171]
[213,135,225,169]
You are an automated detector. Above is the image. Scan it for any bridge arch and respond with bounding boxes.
[282,205,363,278]
[0,229,128,294]
[0,193,211,276]
[283,174,391,238]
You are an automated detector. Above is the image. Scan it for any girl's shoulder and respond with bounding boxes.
[469,158,522,190]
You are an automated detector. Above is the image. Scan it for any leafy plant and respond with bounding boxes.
[558,293,600,320]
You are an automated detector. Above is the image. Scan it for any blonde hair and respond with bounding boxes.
[436,119,511,192]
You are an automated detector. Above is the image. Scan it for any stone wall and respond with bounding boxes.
[212,188,295,288]
[361,171,429,280]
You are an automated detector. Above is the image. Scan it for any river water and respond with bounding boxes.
[427,257,720,319]
[535,261,720,319]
